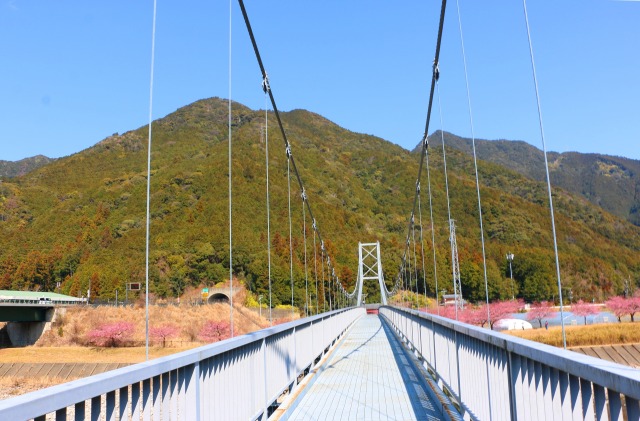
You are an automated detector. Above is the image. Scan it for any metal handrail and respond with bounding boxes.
[380,306,640,421]
[0,307,364,420]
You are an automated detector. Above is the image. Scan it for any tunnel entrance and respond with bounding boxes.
[207,293,230,304]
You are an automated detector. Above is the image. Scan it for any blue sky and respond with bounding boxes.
[1,1,638,162]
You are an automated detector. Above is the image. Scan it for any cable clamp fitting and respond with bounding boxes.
[312,219,317,231]
[433,60,440,81]
[321,240,325,252]
[301,188,307,201]
[262,73,270,93]
[416,181,421,193]
[285,145,292,158]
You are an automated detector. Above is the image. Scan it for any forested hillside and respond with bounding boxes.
[0,155,54,178]
[425,131,640,226]
[0,98,638,306]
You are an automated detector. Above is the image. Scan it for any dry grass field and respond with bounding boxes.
[0,345,198,364]
[506,322,640,348]
[35,302,272,347]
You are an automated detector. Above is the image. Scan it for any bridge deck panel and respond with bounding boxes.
[285,314,445,421]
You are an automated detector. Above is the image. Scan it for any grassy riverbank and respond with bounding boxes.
[506,322,640,348]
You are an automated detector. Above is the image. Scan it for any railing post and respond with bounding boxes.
[593,384,608,421]
[263,337,268,420]
[106,390,116,421]
[119,385,128,420]
[178,367,186,421]
[580,378,595,420]
[190,362,200,421]
[569,374,582,420]
[74,401,85,421]
[155,374,165,421]
[293,326,297,387]
[142,378,151,421]
[131,381,141,420]
[55,408,66,421]
[627,398,640,421]
[608,391,623,421]
[90,395,100,421]
[170,370,178,421]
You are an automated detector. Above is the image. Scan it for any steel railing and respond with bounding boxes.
[380,306,640,421]
[0,307,364,421]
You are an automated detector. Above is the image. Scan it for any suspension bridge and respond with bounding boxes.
[1,0,639,420]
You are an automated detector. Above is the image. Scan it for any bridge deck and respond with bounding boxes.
[283,314,446,421]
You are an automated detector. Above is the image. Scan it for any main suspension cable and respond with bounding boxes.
[455,0,490,325]
[396,0,447,291]
[238,0,346,312]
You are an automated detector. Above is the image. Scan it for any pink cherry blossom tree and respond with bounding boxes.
[605,296,628,322]
[87,321,135,347]
[150,324,180,348]
[526,301,557,328]
[627,296,640,322]
[572,300,599,325]
[456,306,479,326]
[198,320,231,343]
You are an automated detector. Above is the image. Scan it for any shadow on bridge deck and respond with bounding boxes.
[280,314,457,421]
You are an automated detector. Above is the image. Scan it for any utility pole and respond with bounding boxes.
[506,253,515,300]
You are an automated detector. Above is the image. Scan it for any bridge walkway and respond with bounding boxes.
[282,314,450,421]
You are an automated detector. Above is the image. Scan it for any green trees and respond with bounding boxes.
[0,98,638,307]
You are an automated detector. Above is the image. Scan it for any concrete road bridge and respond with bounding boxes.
[0,290,84,346]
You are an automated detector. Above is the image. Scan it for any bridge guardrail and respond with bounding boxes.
[0,307,364,421]
[0,298,85,306]
[380,306,640,421]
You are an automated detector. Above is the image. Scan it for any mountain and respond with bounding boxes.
[0,98,639,307]
[422,131,640,226]
[0,155,55,178]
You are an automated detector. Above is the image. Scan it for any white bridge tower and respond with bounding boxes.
[356,242,387,305]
